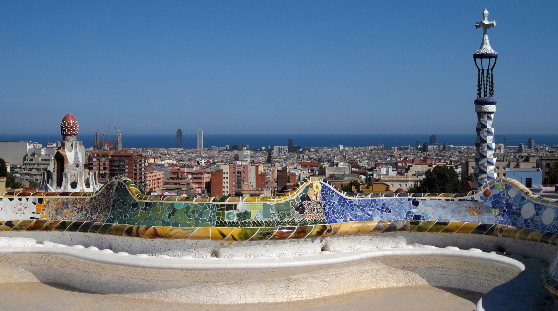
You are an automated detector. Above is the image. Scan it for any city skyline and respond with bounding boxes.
[1,2,557,135]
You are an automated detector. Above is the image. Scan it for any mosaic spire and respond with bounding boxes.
[473,9,498,189]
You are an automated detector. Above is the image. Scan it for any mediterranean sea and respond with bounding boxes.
[2,134,558,150]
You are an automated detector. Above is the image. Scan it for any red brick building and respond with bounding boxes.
[87,150,147,189]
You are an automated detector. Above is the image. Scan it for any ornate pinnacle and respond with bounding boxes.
[474,9,497,56]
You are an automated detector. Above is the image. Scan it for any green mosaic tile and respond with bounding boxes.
[54,221,73,231]
[441,221,465,233]
[539,232,555,244]
[25,220,48,231]
[412,221,436,233]
[66,221,84,232]
[0,220,19,230]
[427,221,450,233]
[106,224,130,236]
[88,222,104,233]
[456,222,479,234]
[250,228,277,241]
[228,228,259,241]
[41,221,60,231]
[12,220,34,231]
[498,225,522,238]
[97,223,113,235]
[515,228,536,240]
[527,230,545,242]
[471,223,494,235]
[549,235,558,246]
[409,220,421,232]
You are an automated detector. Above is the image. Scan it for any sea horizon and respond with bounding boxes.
[2,133,558,150]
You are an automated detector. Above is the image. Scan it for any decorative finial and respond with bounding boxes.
[474,9,497,56]
[60,113,79,137]
[476,9,496,30]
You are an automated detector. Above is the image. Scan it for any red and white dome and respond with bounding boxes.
[60,113,79,136]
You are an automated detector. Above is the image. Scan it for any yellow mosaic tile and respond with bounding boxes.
[347,221,366,234]
[335,222,356,235]
[210,227,235,241]
[226,228,259,241]
[328,223,342,236]
[427,221,450,233]
[515,228,536,240]
[289,226,311,239]
[306,225,329,238]
[187,227,211,240]
[143,226,173,239]
[40,220,60,231]
[357,221,379,234]
[105,224,131,236]
[527,230,545,242]
[412,220,436,233]
[456,222,480,234]
[249,228,277,241]
[165,227,197,239]
[441,222,465,233]
[25,220,48,231]
[269,227,295,240]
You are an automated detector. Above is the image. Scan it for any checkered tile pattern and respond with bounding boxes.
[474,112,497,188]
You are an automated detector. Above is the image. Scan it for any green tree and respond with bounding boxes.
[341,179,362,193]
[409,165,461,193]
[6,173,23,189]
[28,180,39,188]
[544,162,558,185]
[0,158,7,177]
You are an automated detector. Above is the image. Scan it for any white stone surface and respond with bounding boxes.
[0,237,36,248]
[0,246,522,304]
[0,231,548,304]
[475,105,497,113]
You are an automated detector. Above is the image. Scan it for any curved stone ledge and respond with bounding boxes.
[0,246,522,304]
[0,243,526,271]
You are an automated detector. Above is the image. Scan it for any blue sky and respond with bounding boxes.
[1,1,557,135]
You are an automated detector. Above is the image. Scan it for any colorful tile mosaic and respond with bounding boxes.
[1,177,558,235]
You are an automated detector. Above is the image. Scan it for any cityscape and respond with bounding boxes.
[2,122,558,198]
[1,2,558,311]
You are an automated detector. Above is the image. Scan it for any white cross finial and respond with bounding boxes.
[474,9,497,55]
[476,9,496,30]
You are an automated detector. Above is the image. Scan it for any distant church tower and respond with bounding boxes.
[117,130,122,151]
[40,113,99,192]
[473,9,498,189]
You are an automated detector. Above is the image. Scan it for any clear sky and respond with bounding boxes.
[1,1,557,136]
